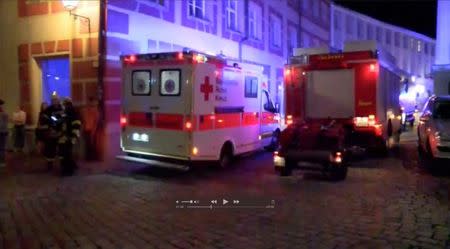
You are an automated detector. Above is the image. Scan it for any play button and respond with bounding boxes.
[223,199,228,205]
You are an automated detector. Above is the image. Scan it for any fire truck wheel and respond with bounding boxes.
[218,143,233,168]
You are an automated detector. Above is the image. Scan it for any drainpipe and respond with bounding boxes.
[238,0,249,62]
[98,0,107,128]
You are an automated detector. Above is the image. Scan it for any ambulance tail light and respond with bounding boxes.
[177,52,184,60]
[120,115,128,129]
[286,115,293,126]
[124,55,136,63]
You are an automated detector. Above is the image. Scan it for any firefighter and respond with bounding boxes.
[43,94,64,171]
[58,98,81,176]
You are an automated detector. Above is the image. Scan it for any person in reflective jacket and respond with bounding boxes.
[43,94,64,171]
[58,98,81,176]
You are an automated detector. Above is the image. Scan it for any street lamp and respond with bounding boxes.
[61,0,79,10]
[61,0,91,33]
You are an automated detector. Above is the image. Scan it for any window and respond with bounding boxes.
[424,43,429,54]
[357,21,364,39]
[333,12,340,30]
[403,36,408,49]
[160,70,181,96]
[146,0,164,6]
[132,71,151,96]
[288,26,298,55]
[263,90,276,113]
[394,32,400,47]
[346,16,354,35]
[367,25,373,39]
[269,14,282,48]
[226,0,238,31]
[245,76,258,98]
[410,38,415,50]
[302,0,309,11]
[188,0,205,19]
[302,32,310,47]
[385,30,391,45]
[417,40,422,52]
[248,3,262,40]
[321,2,328,22]
[313,0,319,17]
[431,44,435,55]
[376,27,382,42]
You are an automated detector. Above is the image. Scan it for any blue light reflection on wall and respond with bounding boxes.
[41,57,70,104]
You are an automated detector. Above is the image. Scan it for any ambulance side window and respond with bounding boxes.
[132,71,151,96]
[245,76,258,98]
[160,69,181,96]
[263,90,277,113]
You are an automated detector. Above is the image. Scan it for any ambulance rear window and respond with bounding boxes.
[132,71,151,96]
[160,69,181,96]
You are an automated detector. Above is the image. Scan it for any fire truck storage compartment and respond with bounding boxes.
[306,69,355,119]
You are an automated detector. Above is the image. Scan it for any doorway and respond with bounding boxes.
[40,57,70,103]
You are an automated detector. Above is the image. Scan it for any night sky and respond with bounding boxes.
[334,0,437,38]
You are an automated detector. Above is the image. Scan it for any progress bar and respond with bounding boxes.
[176,205,275,209]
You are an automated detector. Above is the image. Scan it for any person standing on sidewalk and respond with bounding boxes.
[12,105,26,153]
[0,99,9,168]
[43,94,64,171]
[80,97,99,161]
[35,102,48,155]
[58,98,81,176]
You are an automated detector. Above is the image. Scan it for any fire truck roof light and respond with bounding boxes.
[284,69,291,76]
[370,64,376,72]
[177,52,184,60]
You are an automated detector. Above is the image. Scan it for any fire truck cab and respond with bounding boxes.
[118,50,280,169]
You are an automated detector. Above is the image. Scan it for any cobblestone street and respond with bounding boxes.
[0,131,449,249]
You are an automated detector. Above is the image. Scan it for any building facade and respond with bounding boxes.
[331,4,436,110]
[0,0,331,157]
[433,0,450,95]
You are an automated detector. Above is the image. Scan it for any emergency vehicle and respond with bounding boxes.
[274,41,403,177]
[117,50,281,170]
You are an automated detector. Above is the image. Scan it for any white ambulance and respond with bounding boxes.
[118,50,281,170]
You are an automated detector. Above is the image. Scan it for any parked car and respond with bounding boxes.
[417,96,450,162]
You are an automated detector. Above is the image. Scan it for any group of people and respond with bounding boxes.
[0,94,99,176]
[36,94,82,176]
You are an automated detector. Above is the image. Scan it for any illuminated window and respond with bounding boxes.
[132,71,151,96]
[245,76,258,98]
[269,14,282,48]
[226,0,238,31]
[248,3,262,40]
[417,40,422,52]
[188,0,205,19]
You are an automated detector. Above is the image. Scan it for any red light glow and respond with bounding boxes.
[120,116,127,127]
[284,69,291,76]
[369,64,376,72]
[185,121,192,130]
[177,52,183,60]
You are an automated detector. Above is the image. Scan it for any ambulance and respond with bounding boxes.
[282,41,403,153]
[117,50,281,169]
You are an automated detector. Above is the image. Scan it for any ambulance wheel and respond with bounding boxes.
[218,143,233,168]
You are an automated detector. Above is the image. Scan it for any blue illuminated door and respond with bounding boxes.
[41,57,70,103]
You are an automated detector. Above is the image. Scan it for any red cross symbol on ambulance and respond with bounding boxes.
[200,76,213,101]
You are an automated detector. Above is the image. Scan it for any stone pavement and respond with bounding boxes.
[0,130,449,249]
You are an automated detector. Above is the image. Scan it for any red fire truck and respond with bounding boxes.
[274,42,403,178]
